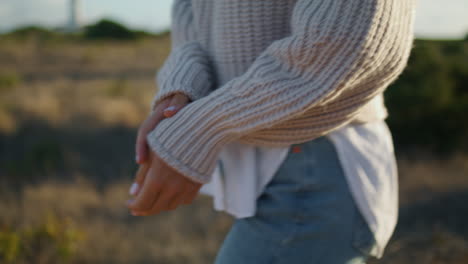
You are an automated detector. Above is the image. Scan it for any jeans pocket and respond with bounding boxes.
[351,208,379,258]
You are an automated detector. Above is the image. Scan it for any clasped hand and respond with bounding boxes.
[126,93,202,216]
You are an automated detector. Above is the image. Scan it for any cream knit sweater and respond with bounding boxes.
[147,0,416,184]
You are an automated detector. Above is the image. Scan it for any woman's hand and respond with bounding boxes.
[129,92,190,198]
[135,92,191,165]
[126,148,203,216]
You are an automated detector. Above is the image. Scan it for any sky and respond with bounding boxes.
[0,0,467,39]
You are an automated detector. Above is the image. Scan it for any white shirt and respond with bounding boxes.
[199,120,398,258]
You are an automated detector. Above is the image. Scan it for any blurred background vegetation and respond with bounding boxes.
[0,18,467,264]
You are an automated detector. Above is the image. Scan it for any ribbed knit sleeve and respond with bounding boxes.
[150,0,214,110]
[147,0,416,184]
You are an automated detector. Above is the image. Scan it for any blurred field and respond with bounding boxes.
[0,32,467,263]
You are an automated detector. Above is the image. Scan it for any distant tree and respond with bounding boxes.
[385,38,468,153]
[4,26,57,39]
[84,19,137,40]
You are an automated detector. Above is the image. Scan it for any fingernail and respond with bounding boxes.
[135,155,140,164]
[129,183,139,196]
[163,106,177,116]
[164,106,177,112]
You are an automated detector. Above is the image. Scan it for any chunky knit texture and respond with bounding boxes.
[147,0,417,184]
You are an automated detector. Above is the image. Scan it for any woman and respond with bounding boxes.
[126,0,417,263]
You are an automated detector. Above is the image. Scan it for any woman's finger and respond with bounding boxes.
[182,186,200,205]
[135,99,171,164]
[163,93,190,117]
[127,164,163,212]
[148,184,179,214]
[129,162,150,196]
[167,184,191,209]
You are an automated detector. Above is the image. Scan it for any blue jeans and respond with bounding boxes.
[214,136,378,264]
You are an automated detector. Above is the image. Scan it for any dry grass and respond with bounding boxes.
[0,34,467,263]
[0,35,169,131]
[0,179,233,264]
[1,158,467,264]
[369,155,468,264]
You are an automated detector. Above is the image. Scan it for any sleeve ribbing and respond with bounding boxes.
[150,0,214,110]
[147,0,416,184]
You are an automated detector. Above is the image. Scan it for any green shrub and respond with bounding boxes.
[0,72,21,93]
[6,26,56,38]
[0,229,20,263]
[0,212,85,264]
[385,37,468,153]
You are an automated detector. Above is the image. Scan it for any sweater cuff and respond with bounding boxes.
[146,88,239,184]
[151,42,214,111]
[146,134,213,184]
